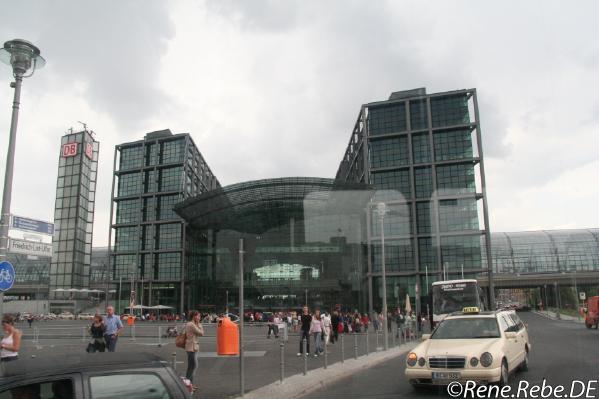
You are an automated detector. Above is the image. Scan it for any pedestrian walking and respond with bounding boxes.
[27,315,34,328]
[1,315,21,362]
[310,310,325,357]
[185,310,205,390]
[396,310,405,339]
[297,306,312,356]
[87,314,106,353]
[330,310,340,344]
[103,306,123,352]
[323,312,332,344]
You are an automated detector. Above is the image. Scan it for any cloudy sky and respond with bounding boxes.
[0,0,598,246]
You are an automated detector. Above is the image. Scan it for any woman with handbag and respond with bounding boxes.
[185,310,205,389]
[87,314,106,353]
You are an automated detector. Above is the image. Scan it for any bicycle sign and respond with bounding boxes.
[0,261,15,292]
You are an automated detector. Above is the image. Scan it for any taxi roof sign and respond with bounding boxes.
[462,307,480,314]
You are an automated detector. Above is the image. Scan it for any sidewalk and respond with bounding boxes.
[532,310,584,323]
[239,342,417,399]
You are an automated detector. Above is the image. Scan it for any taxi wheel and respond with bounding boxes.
[499,359,509,386]
[520,350,529,372]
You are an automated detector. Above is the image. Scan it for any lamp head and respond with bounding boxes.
[0,39,45,77]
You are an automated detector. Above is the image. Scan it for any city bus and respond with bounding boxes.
[431,279,486,323]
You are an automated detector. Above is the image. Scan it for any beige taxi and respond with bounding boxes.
[405,307,531,387]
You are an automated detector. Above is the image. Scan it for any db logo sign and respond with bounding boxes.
[85,143,93,159]
[62,143,78,157]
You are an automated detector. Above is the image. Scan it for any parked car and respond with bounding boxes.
[0,352,192,398]
[57,312,75,320]
[78,313,94,320]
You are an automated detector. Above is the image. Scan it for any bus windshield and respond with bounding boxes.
[432,282,480,316]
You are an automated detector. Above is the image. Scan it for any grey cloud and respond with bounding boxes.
[0,0,175,136]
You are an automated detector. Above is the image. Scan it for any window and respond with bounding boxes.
[157,223,181,250]
[368,103,407,135]
[414,167,433,199]
[158,195,182,220]
[0,379,73,399]
[161,139,184,164]
[369,136,409,168]
[119,145,144,170]
[159,167,182,192]
[157,252,181,280]
[117,173,142,197]
[116,199,140,224]
[90,373,171,399]
[436,163,476,195]
[410,99,428,130]
[433,129,473,161]
[411,133,430,163]
[431,94,470,128]
[371,169,411,200]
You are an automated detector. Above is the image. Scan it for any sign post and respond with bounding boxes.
[0,261,16,319]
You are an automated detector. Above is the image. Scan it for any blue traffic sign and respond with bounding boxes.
[0,261,15,292]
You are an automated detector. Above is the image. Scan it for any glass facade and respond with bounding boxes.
[49,130,99,299]
[110,129,219,312]
[175,178,372,312]
[336,88,491,315]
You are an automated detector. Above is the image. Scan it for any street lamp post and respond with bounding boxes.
[0,39,45,319]
[376,202,389,350]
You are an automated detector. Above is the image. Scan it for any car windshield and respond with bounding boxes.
[431,317,501,339]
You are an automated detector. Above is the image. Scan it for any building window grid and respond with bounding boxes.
[370,137,409,169]
[114,226,139,252]
[418,238,437,269]
[368,103,407,135]
[158,194,182,220]
[436,164,476,196]
[414,167,433,199]
[159,167,183,192]
[117,173,142,197]
[430,95,470,128]
[410,100,428,131]
[119,146,144,170]
[412,133,431,164]
[441,235,482,270]
[438,198,479,233]
[157,223,182,250]
[433,130,473,162]
[372,239,414,272]
[156,252,181,280]
[161,140,185,164]
[416,202,434,235]
[115,199,140,224]
[371,169,411,201]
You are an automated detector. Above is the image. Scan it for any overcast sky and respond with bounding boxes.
[0,0,598,246]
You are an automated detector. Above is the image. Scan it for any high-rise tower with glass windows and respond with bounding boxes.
[49,129,99,312]
[108,129,219,313]
[336,88,493,315]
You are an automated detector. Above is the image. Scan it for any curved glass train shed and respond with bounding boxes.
[487,229,599,274]
[175,177,375,311]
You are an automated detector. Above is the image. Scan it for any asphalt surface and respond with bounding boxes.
[303,312,599,399]
[15,319,419,398]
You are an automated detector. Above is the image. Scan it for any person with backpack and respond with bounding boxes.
[183,310,204,389]
[396,310,406,340]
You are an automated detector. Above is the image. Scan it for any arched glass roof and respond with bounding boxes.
[487,229,599,273]
[174,177,374,234]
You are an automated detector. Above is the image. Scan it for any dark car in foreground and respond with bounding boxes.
[0,352,191,399]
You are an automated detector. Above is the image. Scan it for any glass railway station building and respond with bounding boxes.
[102,88,599,314]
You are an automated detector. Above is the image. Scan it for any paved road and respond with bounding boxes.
[16,320,418,398]
[304,312,599,398]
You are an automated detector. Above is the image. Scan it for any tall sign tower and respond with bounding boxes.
[49,127,99,312]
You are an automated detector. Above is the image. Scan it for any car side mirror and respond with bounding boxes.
[505,331,517,339]
[421,334,431,340]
